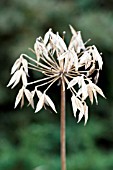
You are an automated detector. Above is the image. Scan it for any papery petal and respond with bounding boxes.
[69,25,77,36]
[68,35,77,51]
[64,51,71,72]
[21,95,24,108]
[24,89,34,108]
[34,42,40,62]
[81,80,88,100]
[7,70,21,88]
[22,58,28,75]
[79,51,92,68]
[71,94,77,117]
[50,31,67,55]
[92,87,98,104]
[22,70,27,87]
[71,49,78,71]
[87,63,95,76]
[43,28,52,45]
[11,58,21,75]
[63,50,78,72]
[56,32,67,51]
[76,31,85,53]
[35,89,43,99]
[14,87,24,108]
[92,83,106,98]
[84,103,88,125]
[75,97,84,113]
[87,84,94,104]
[94,70,99,84]
[69,26,85,53]
[77,111,84,124]
[68,76,80,89]
[57,51,67,60]
[35,94,45,113]
[11,75,21,89]
[92,45,103,70]
[45,94,57,113]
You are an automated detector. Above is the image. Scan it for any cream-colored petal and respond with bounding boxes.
[92,83,106,98]
[11,58,21,74]
[84,103,88,125]
[35,94,45,113]
[45,94,57,113]
[75,97,84,113]
[71,95,77,117]
[24,88,34,109]
[69,25,77,36]
[77,111,84,124]
[35,89,43,99]
[22,58,28,75]
[22,70,27,87]
[68,76,80,89]
[43,28,52,45]
[92,45,103,70]
[14,87,24,108]
[87,84,94,104]
[7,70,21,88]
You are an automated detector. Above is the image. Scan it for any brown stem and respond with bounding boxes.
[60,78,66,170]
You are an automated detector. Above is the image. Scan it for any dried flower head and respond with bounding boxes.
[7,25,105,125]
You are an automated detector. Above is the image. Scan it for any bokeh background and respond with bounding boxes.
[0,0,113,170]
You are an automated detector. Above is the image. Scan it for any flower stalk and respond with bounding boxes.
[61,78,66,170]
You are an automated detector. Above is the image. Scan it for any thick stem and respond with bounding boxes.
[60,78,66,170]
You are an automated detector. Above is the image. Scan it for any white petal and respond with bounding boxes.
[88,63,95,76]
[64,50,77,72]
[81,80,88,100]
[71,95,77,117]
[11,58,21,74]
[68,35,77,51]
[71,50,78,71]
[84,103,88,125]
[22,58,28,75]
[11,75,21,89]
[69,25,77,36]
[77,111,84,124]
[24,88,34,108]
[64,51,71,72]
[56,33,67,51]
[92,87,98,104]
[45,94,57,113]
[22,70,27,87]
[92,45,103,70]
[35,94,45,113]
[92,83,106,98]
[79,51,92,68]
[68,77,79,89]
[21,95,24,108]
[75,97,84,113]
[76,87,82,97]
[58,51,67,60]
[76,31,85,53]
[43,28,51,45]
[7,70,21,88]
[35,89,43,99]
[14,88,24,108]
[87,84,94,104]
[34,42,40,62]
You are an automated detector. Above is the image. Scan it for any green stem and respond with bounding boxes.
[61,78,66,170]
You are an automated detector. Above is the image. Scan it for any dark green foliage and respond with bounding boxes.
[0,0,113,169]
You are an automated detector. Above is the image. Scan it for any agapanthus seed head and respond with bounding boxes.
[7,25,105,125]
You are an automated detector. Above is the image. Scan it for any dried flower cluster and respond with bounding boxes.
[7,25,105,125]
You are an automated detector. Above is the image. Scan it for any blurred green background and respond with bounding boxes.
[0,0,113,169]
